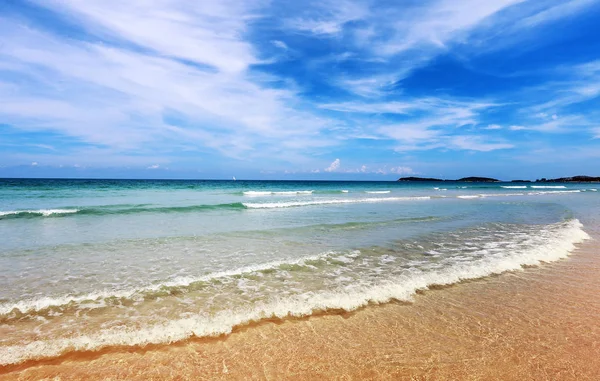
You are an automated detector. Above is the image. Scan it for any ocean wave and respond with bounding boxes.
[0,209,79,218]
[0,250,346,317]
[1,189,586,220]
[365,190,390,194]
[457,190,582,199]
[243,190,313,196]
[0,213,441,317]
[311,190,351,195]
[0,203,246,219]
[243,196,430,209]
[530,190,580,195]
[479,193,526,197]
[501,186,528,189]
[0,219,588,365]
[530,185,567,189]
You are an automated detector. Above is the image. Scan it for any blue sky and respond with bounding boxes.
[1,0,600,180]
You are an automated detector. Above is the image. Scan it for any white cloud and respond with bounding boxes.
[389,166,414,175]
[335,73,404,98]
[303,0,527,97]
[0,8,337,162]
[334,98,500,150]
[323,97,513,153]
[449,136,514,152]
[515,60,600,137]
[508,115,589,133]
[147,164,160,169]
[3,0,597,171]
[285,0,369,36]
[271,40,288,49]
[325,158,341,172]
[514,0,596,29]
[298,163,413,175]
[373,0,524,57]
[31,161,38,166]
[309,1,596,101]
[32,0,262,73]
[527,60,600,115]
[320,100,414,114]
[379,124,442,144]
[322,98,495,116]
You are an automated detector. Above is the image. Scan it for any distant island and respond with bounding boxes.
[398,176,499,182]
[398,175,600,183]
[535,176,600,183]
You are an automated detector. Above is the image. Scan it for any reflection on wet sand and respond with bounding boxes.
[2,241,599,380]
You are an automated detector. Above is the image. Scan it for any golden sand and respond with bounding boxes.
[2,240,599,380]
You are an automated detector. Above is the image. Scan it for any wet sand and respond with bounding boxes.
[2,239,599,380]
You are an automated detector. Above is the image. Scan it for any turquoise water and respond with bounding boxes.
[0,179,598,364]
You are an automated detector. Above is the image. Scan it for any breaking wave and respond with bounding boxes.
[0,219,589,365]
[243,196,430,209]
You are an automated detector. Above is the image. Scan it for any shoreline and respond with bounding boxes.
[2,235,599,380]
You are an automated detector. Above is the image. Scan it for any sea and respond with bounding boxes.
[0,178,598,365]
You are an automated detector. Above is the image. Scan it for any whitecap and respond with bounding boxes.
[0,209,79,217]
[243,196,430,209]
[243,190,313,196]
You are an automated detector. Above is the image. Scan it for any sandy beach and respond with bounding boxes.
[2,233,598,380]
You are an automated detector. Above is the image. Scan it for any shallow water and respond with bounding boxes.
[0,179,598,365]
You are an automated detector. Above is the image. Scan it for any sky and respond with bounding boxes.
[1,0,600,180]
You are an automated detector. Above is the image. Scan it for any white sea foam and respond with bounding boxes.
[241,189,585,208]
[242,191,271,196]
[530,185,567,189]
[365,191,391,194]
[341,190,349,193]
[0,219,588,365]
[0,250,353,316]
[479,193,526,197]
[0,209,79,217]
[243,190,313,196]
[529,190,580,195]
[501,186,527,189]
[454,190,582,200]
[243,196,430,209]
